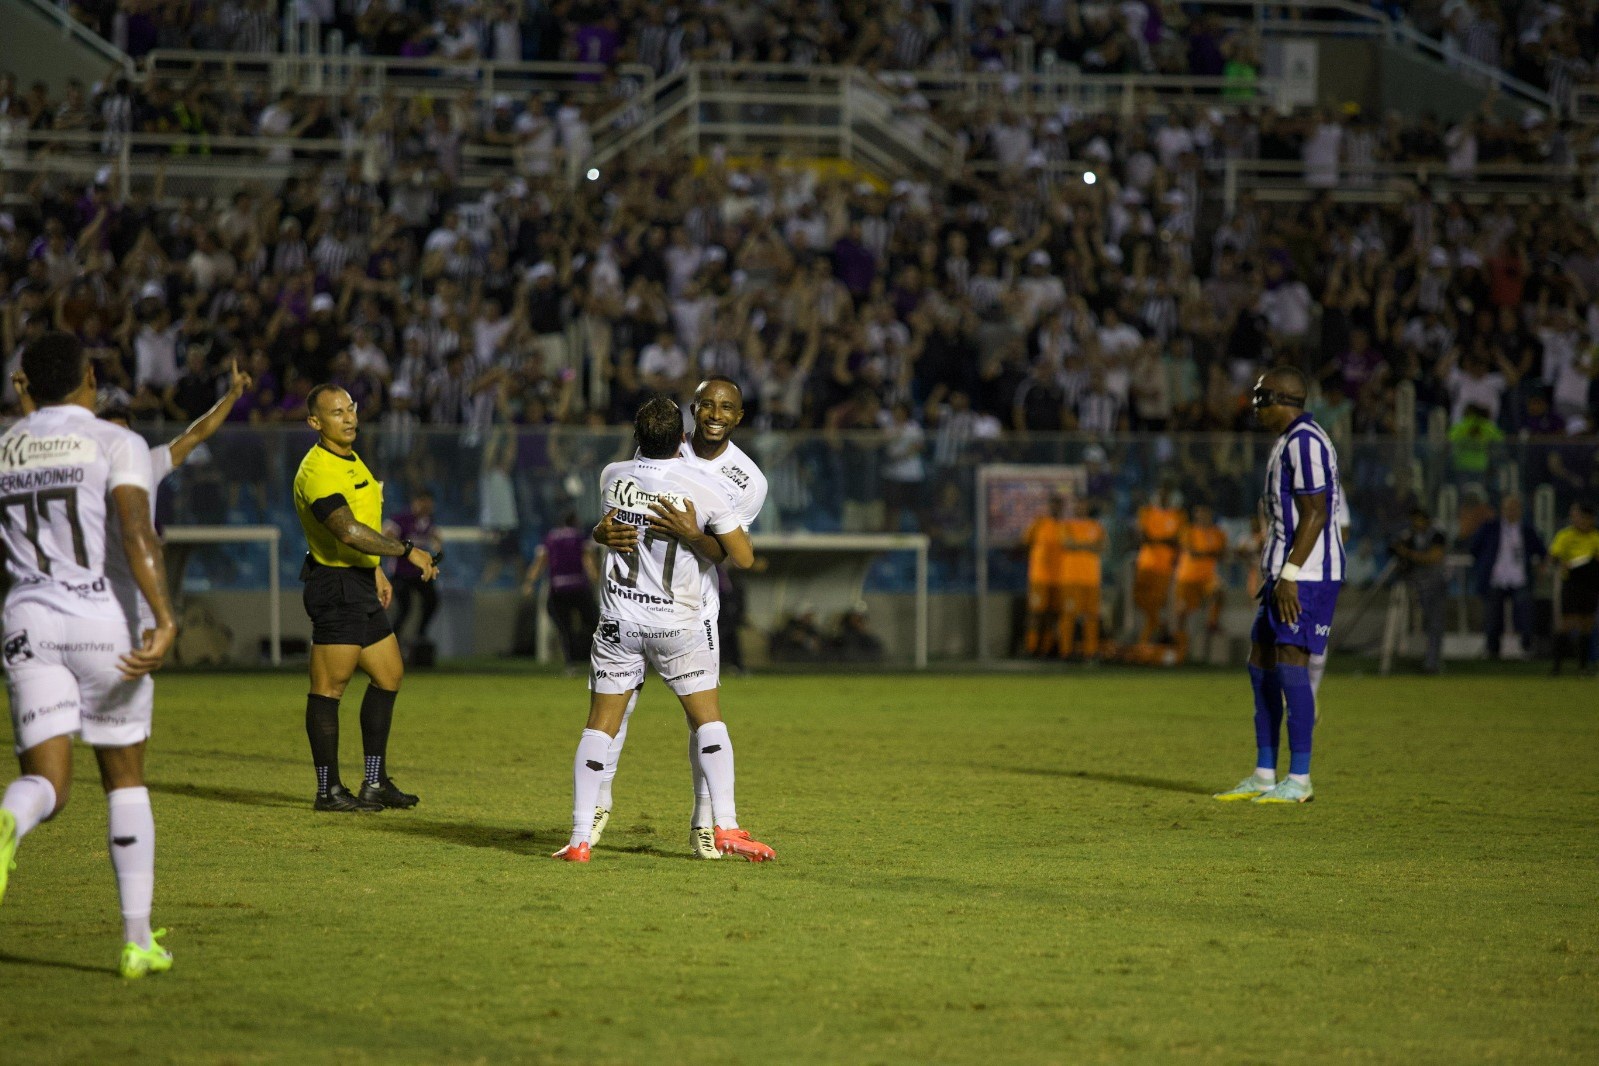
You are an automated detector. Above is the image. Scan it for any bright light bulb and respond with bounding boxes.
[586,168,600,181]
[1083,171,1097,185]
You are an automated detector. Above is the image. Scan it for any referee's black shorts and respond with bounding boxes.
[301,559,395,648]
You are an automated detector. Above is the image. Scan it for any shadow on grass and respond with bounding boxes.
[149,781,304,809]
[0,951,113,976]
[359,815,550,856]
[162,747,307,769]
[1007,767,1213,796]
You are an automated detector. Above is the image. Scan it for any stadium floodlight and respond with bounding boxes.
[587,168,601,181]
[1083,171,1097,185]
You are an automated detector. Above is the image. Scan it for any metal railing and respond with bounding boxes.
[1215,157,1587,211]
[141,49,653,106]
[0,127,524,205]
[587,64,961,182]
[903,68,1283,118]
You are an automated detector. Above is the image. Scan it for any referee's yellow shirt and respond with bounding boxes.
[293,442,385,568]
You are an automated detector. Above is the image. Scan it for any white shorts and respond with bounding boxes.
[4,603,154,754]
[590,616,720,697]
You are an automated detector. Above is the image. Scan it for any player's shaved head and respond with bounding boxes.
[696,376,743,403]
[1262,364,1309,402]
[635,395,684,459]
[21,331,89,405]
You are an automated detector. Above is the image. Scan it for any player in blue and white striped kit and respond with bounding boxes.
[1215,366,1344,805]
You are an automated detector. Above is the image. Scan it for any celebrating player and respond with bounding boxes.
[590,377,768,859]
[556,396,773,863]
[292,385,439,813]
[1215,366,1344,805]
[0,332,178,978]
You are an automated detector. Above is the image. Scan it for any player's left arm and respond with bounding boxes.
[166,357,251,466]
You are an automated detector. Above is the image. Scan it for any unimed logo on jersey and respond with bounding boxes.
[0,432,99,472]
[4,630,34,666]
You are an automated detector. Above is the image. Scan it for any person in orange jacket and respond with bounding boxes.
[1174,502,1228,661]
[1134,483,1184,643]
[1058,499,1106,660]
[1022,494,1069,655]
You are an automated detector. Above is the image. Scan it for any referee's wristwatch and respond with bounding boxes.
[399,539,415,559]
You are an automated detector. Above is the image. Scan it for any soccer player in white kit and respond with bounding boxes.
[555,396,774,863]
[590,378,769,858]
[0,333,178,978]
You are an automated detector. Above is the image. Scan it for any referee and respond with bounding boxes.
[293,384,439,812]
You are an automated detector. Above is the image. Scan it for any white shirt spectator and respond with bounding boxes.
[1303,121,1343,187]
[1154,122,1195,169]
[1447,367,1508,423]
[638,340,689,385]
[1097,320,1143,358]
[1490,521,1527,590]
[1257,281,1313,339]
[134,324,182,391]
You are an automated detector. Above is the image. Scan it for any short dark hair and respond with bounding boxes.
[1574,500,1595,518]
[305,383,348,417]
[634,395,684,459]
[21,331,88,405]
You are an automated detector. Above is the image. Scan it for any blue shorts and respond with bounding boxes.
[1252,579,1341,655]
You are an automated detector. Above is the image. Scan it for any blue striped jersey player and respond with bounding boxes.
[1215,366,1344,805]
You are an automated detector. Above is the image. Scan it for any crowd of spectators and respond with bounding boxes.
[2,2,1598,579]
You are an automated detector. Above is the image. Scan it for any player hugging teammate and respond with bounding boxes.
[554,393,774,863]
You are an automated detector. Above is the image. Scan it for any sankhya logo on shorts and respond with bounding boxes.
[3,630,34,666]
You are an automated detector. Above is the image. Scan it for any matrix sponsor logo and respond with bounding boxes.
[0,432,99,471]
[607,477,688,513]
[4,630,34,665]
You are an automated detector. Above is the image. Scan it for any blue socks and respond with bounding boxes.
[1277,663,1315,776]
[1249,663,1282,773]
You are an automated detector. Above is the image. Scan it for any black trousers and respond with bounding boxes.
[391,576,439,641]
[547,587,598,666]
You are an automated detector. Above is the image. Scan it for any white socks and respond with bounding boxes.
[2,774,57,840]
[694,721,738,830]
[597,691,639,811]
[1252,768,1277,785]
[570,729,611,847]
[1308,652,1326,697]
[107,787,155,950]
[688,728,714,829]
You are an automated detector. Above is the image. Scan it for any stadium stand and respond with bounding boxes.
[1,0,1597,660]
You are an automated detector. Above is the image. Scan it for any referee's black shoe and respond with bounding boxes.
[314,785,384,813]
[359,777,420,809]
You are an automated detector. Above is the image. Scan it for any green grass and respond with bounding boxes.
[1,670,1596,1064]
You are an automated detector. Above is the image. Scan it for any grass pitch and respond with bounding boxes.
[0,668,1595,1064]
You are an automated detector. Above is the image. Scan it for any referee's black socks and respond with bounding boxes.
[305,693,342,796]
[360,685,399,788]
